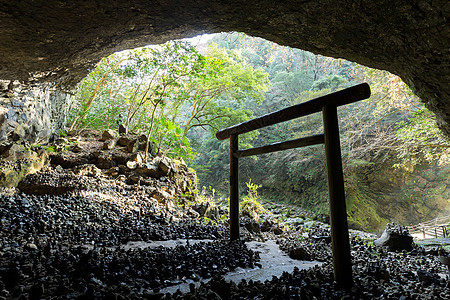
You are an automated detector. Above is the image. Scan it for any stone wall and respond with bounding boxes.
[0,80,71,146]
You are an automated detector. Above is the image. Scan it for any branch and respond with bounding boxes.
[69,58,126,131]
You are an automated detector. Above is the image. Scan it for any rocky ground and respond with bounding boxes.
[0,131,449,299]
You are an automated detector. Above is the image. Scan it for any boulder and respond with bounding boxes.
[126,139,140,153]
[242,217,260,233]
[102,139,116,150]
[204,205,220,221]
[10,123,25,141]
[50,151,91,168]
[118,124,126,134]
[260,219,276,232]
[374,223,413,252]
[417,269,440,286]
[111,153,127,165]
[129,152,143,163]
[95,154,115,169]
[0,144,49,187]
[101,129,118,141]
[272,224,283,235]
[135,163,159,178]
[192,203,208,217]
[117,135,133,147]
[157,157,172,175]
[289,247,311,261]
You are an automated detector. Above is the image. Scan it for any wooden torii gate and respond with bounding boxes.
[216,83,371,288]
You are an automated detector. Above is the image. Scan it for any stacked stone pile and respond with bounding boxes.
[374,223,414,252]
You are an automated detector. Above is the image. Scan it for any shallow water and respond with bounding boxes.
[159,239,322,294]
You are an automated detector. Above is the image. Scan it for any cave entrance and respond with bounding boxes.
[217,83,371,288]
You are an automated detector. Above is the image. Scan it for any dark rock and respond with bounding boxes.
[112,153,127,166]
[96,154,115,169]
[374,223,413,252]
[242,218,260,234]
[260,219,275,232]
[367,263,390,282]
[10,124,25,141]
[204,205,219,221]
[28,283,44,300]
[0,144,49,187]
[50,152,89,168]
[102,139,116,150]
[126,139,140,153]
[308,225,331,244]
[135,163,159,178]
[157,157,171,175]
[272,225,283,235]
[101,129,118,141]
[289,247,311,260]
[129,152,143,163]
[118,124,126,134]
[192,203,208,217]
[117,136,133,147]
[417,269,440,286]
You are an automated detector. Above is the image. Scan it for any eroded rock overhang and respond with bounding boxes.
[0,0,448,134]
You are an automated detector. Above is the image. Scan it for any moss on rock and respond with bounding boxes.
[0,144,49,187]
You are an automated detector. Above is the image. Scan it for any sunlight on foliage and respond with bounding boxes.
[69,39,269,162]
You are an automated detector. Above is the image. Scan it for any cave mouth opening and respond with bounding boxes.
[67,31,449,234]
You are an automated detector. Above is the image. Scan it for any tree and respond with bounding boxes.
[178,46,269,142]
[347,66,450,167]
[69,39,270,163]
[68,55,129,131]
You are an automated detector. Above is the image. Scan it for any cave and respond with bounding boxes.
[0,0,448,143]
[0,2,449,298]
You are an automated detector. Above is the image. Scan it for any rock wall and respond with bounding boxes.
[345,162,450,232]
[256,157,449,233]
[0,80,71,146]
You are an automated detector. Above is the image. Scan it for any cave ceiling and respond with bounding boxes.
[0,0,448,134]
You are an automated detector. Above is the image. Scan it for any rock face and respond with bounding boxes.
[17,132,197,205]
[0,1,448,137]
[0,143,49,187]
[0,80,71,145]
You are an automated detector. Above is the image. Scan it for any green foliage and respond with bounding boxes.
[311,75,348,91]
[345,179,389,232]
[240,181,271,221]
[70,39,269,163]
[394,108,450,167]
[69,32,448,233]
[42,145,56,153]
[194,32,448,233]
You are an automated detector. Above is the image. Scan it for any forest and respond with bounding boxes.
[68,33,449,232]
